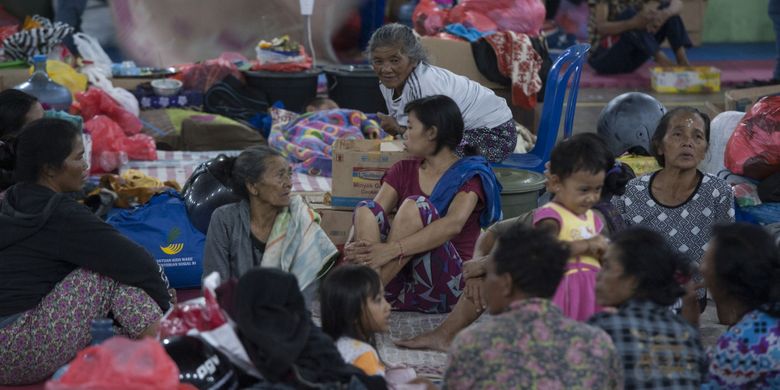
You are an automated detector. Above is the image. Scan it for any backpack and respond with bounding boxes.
[203,75,269,124]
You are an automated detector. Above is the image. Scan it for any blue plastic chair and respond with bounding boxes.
[493,43,591,173]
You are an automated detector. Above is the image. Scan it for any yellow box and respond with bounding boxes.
[650,66,721,94]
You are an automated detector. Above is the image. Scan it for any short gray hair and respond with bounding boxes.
[367,23,428,64]
[230,145,281,200]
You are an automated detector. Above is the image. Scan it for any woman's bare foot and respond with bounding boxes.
[653,50,675,67]
[394,328,454,352]
[675,47,691,66]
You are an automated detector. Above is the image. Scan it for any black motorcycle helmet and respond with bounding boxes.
[182,154,242,234]
[162,335,239,390]
[597,92,667,157]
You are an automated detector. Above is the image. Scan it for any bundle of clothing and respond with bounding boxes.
[268,108,388,177]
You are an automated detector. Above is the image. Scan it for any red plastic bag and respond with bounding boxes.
[160,288,227,339]
[413,0,451,36]
[451,0,545,35]
[174,58,243,93]
[44,337,192,390]
[0,24,18,46]
[446,8,497,32]
[725,96,780,180]
[86,115,156,174]
[76,87,142,135]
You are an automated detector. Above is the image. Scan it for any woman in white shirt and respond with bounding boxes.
[369,23,516,162]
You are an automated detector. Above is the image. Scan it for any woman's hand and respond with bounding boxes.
[632,6,658,30]
[463,277,486,310]
[681,281,704,327]
[377,112,402,135]
[648,8,671,33]
[343,240,400,269]
[587,235,609,258]
[462,257,487,279]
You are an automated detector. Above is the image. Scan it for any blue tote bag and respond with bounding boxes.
[107,190,205,288]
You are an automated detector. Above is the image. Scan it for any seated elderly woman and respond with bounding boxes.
[444,223,622,389]
[588,227,707,388]
[693,223,780,389]
[202,145,338,302]
[613,107,734,308]
[368,23,516,162]
[0,118,171,385]
[345,95,502,314]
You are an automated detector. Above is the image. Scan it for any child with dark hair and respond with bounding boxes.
[320,265,390,377]
[534,133,612,321]
[444,223,622,389]
[588,227,707,388]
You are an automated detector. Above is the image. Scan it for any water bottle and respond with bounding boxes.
[90,318,114,346]
[14,55,73,112]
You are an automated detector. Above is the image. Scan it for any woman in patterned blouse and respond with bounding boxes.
[443,224,622,389]
[589,227,707,389]
[612,107,735,309]
[697,223,780,389]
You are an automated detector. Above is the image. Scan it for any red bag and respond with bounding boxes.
[450,0,545,35]
[76,87,142,135]
[725,96,780,180]
[175,58,243,93]
[44,337,193,390]
[86,115,156,174]
[412,0,451,36]
[446,7,497,32]
[160,288,227,339]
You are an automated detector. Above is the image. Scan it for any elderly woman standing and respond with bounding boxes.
[202,146,338,303]
[368,23,516,162]
[694,223,780,389]
[612,107,734,307]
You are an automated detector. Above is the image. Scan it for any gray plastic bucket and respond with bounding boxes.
[493,167,547,219]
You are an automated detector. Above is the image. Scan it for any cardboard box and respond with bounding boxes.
[331,139,410,209]
[725,85,780,112]
[650,66,720,93]
[703,101,725,119]
[316,207,354,246]
[420,36,506,90]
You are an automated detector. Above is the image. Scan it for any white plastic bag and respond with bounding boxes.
[74,32,140,116]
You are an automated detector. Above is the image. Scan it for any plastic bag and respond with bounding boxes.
[175,58,244,93]
[30,60,88,97]
[446,8,497,32]
[412,0,451,36]
[44,337,188,390]
[85,115,156,173]
[75,32,141,116]
[725,96,780,180]
[450,0,545,35]
[0,24,18,46]
[160,273,259,378]
[77,87,142,135]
